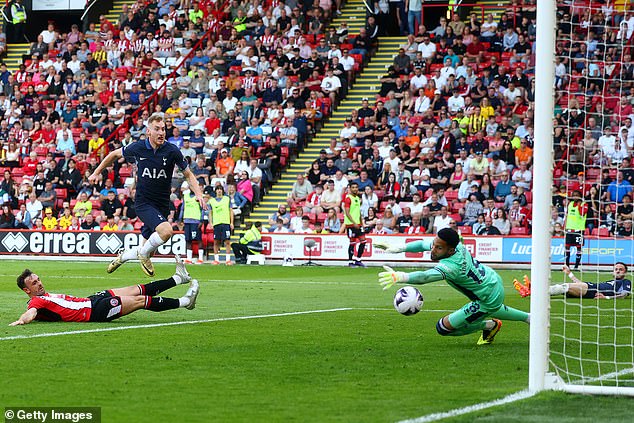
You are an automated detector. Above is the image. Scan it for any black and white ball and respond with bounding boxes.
[393,286,424,316]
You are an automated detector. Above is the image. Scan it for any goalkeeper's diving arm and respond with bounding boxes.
[376,239,446,289]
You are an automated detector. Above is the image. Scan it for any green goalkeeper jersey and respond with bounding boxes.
[405,240,503,304]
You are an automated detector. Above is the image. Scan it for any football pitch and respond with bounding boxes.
[0,261,632,422]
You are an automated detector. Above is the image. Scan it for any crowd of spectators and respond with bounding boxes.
[0,0,377,232]
[278,2,634,238]
[1,0,634,239]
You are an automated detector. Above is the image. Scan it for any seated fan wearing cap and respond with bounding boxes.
[375,228,530,345]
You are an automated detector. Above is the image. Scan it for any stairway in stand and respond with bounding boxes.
[332,0,369,34]
[471,1,509,21]
[5,43,29,72]
[243,36,406,230]
[3,0,126,72]
[104,0,127,26]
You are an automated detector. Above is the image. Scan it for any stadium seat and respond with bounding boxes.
[449,213,462,223]
[591,228,610,237]
[511,227,528,235]
[445,190,458,201]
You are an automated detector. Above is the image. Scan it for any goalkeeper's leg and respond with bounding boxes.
[435,302,492,336]
[490,304,530,323]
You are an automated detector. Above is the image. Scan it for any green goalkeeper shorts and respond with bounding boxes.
[447,276,505,328]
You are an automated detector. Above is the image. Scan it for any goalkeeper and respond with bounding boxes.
[376,228,530,345]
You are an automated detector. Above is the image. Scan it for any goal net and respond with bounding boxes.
[535,0,634,395]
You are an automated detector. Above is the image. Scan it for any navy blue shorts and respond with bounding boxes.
[184,222,202,241]
[136,202,170,240]
[214,224,232,241]
[581,283,599,299]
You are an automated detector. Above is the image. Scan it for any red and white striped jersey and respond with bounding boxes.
[206,17,219,34]
[158,37,174,54]
[117,39,130,52]
[27,293,92,322]
[242,76,256,90]
[261,34,275,47]
[130,39,144,54]
[406,226,425,234]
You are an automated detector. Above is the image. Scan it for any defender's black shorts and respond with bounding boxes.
[565,231,583,247]
[347,225,365,240]
[89,290,123,322]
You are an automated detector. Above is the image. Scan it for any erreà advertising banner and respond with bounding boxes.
[0,230,185,256]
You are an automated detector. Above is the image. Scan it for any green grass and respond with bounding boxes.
[0,261,632,422]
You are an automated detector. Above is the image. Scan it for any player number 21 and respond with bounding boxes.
[467,257,486,284]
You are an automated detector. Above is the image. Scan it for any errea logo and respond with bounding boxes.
[96,234,123,254]
[2,232,28,252]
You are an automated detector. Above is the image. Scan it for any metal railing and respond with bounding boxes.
[421,2,526,32]
[95,27,217,156]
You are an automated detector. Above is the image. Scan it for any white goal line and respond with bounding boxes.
[397,390,536,423]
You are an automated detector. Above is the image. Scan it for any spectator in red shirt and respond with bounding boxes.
[466,36,486,62]
[22,151,40,176]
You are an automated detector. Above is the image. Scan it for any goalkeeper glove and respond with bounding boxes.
[378,265,409,290]
[373,241,405,254]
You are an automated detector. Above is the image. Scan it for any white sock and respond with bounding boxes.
[172,274,186,285]
[198,249,204,261]
[225,254,231,262]
[484,320,496,330]
[139,232,166,257]
[121,247,139,262]
[178,297,190,308]
[549,283,568,296]
[186,249,193,260]
[214,254,219,262]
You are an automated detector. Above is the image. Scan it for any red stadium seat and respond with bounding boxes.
[510,227,528,235]
[445,190,458,201]
[591,228,611,237]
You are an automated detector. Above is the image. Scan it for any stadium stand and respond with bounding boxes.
[0,0,376,239]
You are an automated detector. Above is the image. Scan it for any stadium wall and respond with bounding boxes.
[261,234,632,266]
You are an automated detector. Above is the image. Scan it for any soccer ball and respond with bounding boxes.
[393,286,424,316]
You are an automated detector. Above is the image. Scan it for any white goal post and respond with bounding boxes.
[530,0,634,396]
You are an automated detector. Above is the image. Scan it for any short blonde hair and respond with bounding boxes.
[147,113,164,126]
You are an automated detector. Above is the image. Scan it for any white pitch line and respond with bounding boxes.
[0,308,352,342]
[397,390,536,423]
